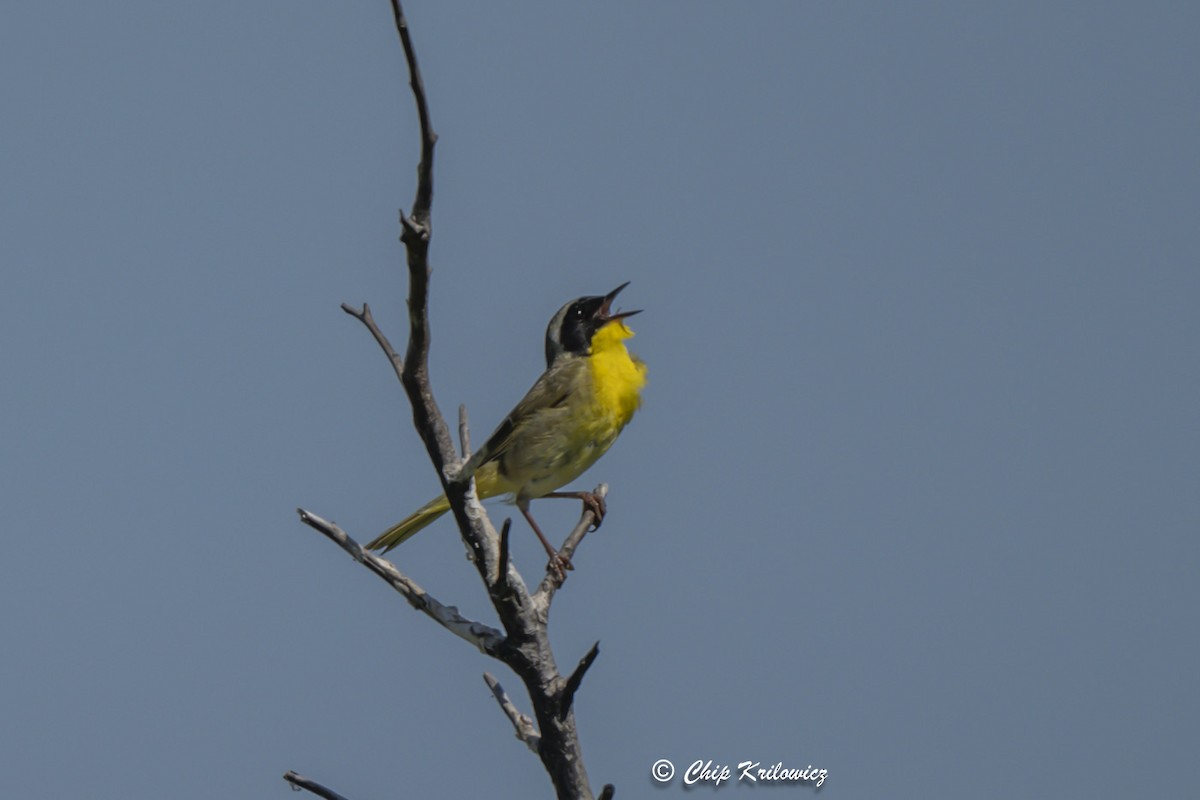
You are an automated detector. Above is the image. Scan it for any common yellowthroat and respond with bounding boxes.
[366,283,647,569]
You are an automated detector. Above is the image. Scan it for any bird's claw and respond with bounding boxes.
[581,492,607,530]
[551,551,575,577]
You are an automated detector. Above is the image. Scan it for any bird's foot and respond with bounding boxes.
[580,491,607,530]
[543,490,608,530]
[552,551,575,575]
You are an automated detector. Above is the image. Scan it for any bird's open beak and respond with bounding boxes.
[598,281,642,322]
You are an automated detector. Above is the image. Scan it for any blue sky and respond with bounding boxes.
[3,2,1198,797]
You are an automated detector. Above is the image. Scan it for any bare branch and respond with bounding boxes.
[555,484,609,569]
[283,771,351,800]
[383,0,458,478]
[484,673,541,753]
[494,518,513,593]
[559,642,601,721]
[341,302,404,382]
[535,483,610,602]
[458,403,471,458]
[297,508,504,654]
[390,0,436,230]
[299,5,609,797]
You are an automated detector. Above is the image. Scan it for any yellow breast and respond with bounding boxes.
[588,320,647,428]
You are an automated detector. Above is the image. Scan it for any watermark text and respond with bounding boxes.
[651,758,828,789]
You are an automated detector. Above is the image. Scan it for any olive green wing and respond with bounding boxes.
[465,356,586,474]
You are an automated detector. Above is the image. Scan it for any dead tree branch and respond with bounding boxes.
[292,3,613,798]
[297,509,504,654]
[560,642,601,721]
[340,302,403,384]
[535,484,609,605]
[283,771,351,800]
[484,672,541,753]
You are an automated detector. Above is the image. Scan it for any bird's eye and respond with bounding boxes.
[571,305,585,319]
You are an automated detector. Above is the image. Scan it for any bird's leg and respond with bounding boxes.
[543,490,607,530]
[519,501,574,574]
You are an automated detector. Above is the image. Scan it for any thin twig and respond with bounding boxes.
[484,673,541,753]
[559,641,600,721]
[297,508,504,654]
[341,302,404,382]
[535,484,609,602]
[555,484,609,569]
[390,0,436,230]
[283,771,351,800]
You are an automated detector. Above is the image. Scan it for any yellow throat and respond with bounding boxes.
[589,320,647,427]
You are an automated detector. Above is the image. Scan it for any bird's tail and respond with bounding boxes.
[365,495,451,553]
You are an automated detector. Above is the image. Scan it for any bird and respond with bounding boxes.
[366,282,647,571]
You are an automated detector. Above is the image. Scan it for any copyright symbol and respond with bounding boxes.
[651,759,675,783]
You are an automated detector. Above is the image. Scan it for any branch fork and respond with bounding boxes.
[290,2,613,798]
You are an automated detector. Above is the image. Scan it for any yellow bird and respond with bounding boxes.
[366,283,647,569]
